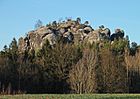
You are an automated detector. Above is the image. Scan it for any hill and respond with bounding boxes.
[18,18,124,53]
[0,18,140,94]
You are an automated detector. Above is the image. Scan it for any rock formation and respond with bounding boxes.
[18,18,125,53]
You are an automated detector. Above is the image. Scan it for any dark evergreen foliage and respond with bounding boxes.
[0,19,140,94]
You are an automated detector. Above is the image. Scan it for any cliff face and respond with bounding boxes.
[18,18,124,53]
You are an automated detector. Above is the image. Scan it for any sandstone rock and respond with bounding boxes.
[18,37,26,52]
[85,30,100,44]
[18,19,125,53]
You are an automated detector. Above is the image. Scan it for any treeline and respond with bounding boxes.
[0,37,140,94]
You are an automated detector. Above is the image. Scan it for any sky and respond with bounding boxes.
[0,0,140,50]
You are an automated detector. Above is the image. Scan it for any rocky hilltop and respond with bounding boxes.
[18,18,125,52]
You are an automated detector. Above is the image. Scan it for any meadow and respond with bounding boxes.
[1,94,140,99]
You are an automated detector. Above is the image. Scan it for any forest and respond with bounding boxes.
[0,19,140,94]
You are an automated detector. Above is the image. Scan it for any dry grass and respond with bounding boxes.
[1,94,140,99]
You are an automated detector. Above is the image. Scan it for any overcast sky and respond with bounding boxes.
[0,0,140,50]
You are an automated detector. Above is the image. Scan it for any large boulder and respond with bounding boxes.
[99,25,111,40]
[18,21,97,52]
[18,37,26,52]
[85,29,100,44]
[18,19,124,53]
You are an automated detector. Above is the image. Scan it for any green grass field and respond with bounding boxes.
[1,94,140,99]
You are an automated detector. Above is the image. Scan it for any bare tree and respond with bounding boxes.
[125,48,140,92]
[99,47,128,93]
[35,19,43,29]
[68,49,98,94]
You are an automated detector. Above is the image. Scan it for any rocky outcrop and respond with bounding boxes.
[18,18,125,53]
